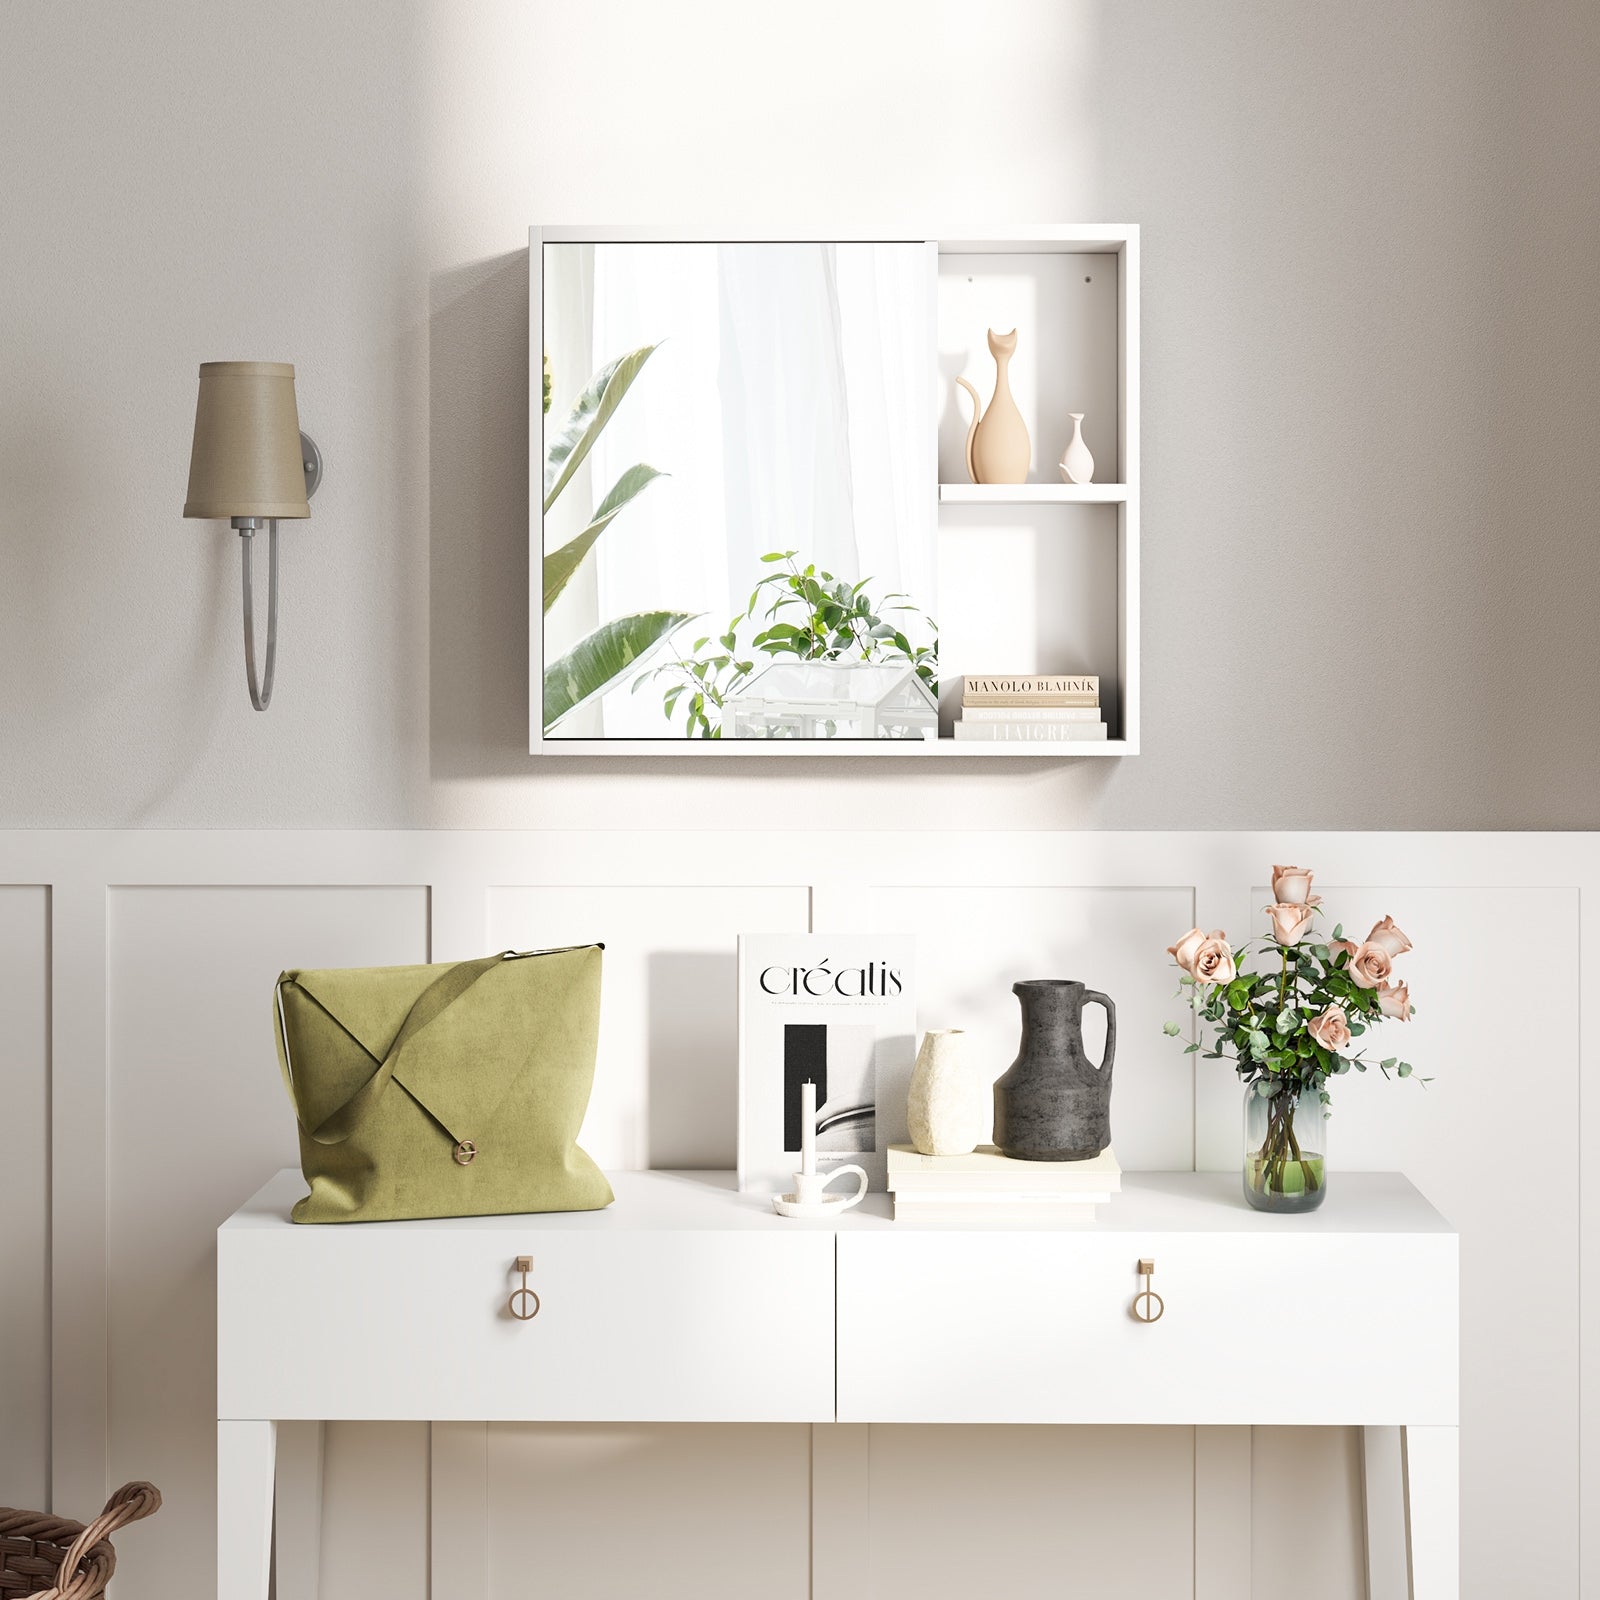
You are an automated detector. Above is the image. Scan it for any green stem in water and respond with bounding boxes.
[1284,1110,1320,1191]
[1252,1092,1322,1197]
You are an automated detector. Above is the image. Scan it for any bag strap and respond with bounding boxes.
[275,951,509,1146]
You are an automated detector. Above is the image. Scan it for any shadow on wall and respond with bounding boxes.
[646,950,739,1168]
[0,364,240,823]
[428,252,535,786]
[1085,0,1600,829]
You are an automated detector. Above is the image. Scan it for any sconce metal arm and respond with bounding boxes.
[237,519,278,712]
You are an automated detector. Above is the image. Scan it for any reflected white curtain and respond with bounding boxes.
[568,241,932,735]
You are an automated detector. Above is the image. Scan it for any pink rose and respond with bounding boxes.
[1377,981,1412,1020]
[1168,927,1234,984]
[1192,933,1236,985]
[1264,902,1315,945]
[1365,916,1413,958]
[1307,1004,1351,1052]
[1166,927,1207,975]
[1270,865,1321,906]
[1349,942,1393,988]
[1327,939,1359,963]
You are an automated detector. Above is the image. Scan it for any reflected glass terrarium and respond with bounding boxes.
[724,662,937,740]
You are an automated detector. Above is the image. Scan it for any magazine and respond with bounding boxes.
[736,934,917,1192]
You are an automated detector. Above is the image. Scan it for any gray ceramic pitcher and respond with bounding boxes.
[993,979,1117,1161]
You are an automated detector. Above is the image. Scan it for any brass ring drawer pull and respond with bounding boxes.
[1132,1257,1164,1323]
[509,1254,541,1321]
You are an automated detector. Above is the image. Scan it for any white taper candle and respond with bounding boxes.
[800,1080,817,1177]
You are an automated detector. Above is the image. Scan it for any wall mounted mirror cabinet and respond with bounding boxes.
[530,226,1138,758]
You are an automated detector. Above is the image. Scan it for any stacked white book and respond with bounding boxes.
[954,675,1106,741]
[887,1144,1121,1225]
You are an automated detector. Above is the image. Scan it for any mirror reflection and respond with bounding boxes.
[541,241,938,740]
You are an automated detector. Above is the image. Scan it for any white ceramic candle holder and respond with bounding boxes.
[772,1164,869,1218]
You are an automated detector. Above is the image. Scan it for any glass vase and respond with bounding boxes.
[1243,1084,1328,1213]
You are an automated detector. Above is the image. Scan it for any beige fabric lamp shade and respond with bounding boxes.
[183,361,311,519]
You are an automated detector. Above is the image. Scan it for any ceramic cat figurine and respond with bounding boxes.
[955,328,1031,484]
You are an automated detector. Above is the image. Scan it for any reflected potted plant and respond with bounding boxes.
[541,345,697,733]
[1162,865,1426,1213]
[641,551,938,738]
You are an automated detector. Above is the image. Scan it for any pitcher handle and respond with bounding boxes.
[1083,989,1116,1083]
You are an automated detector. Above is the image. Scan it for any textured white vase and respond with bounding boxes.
[1059,413,1095,484]
[906,1029,988,1156]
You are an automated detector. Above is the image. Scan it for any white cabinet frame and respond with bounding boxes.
[529,225,1139,757]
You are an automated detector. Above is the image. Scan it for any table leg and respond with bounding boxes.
[1404,1425,1459,1599]
[1362,1426,1407,1600]
[219,1418,276,1600]
[274,1420,325,1600]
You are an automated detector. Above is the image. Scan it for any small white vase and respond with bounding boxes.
[1059,413,1094,484]
[906,1029,988,1156]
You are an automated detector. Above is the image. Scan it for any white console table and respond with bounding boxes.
[218,1169,1458,1598]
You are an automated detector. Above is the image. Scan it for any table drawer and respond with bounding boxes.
[837,1230,1457,1425]
[220,1225,835,1422]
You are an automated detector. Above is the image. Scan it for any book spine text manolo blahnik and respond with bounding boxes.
[962,675,1099,698]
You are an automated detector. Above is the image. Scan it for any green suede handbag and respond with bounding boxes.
[273,945,614,1223]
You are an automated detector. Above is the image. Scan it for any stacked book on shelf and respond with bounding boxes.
[953,675,1106,742]
[887,1143,1121,1225]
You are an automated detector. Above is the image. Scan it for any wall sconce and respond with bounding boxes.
[182,361,323,710]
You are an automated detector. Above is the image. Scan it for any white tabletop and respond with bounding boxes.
[222,1167,1453,1237]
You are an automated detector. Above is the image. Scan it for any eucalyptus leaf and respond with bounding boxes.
[544,610,696,730]
[542,464,664,613]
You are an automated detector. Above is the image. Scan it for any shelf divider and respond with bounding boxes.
[939,482,1129,506]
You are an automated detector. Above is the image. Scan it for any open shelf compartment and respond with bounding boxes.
[933,224,1139,755]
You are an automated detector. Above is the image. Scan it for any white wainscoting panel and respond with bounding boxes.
[0,830,1591,1600]
[487,884,810,1170]
[0,885,49,1512]
[1253,1427,1366,1595]
[866,1425,1194,1597]
[317,1424,430,1600]
[483,1424,813,1600]
[104,885,429,1600]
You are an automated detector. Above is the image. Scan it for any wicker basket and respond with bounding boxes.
[0,1483,160,1599]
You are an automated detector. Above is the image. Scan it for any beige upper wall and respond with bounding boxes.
[0,0,1595,829]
